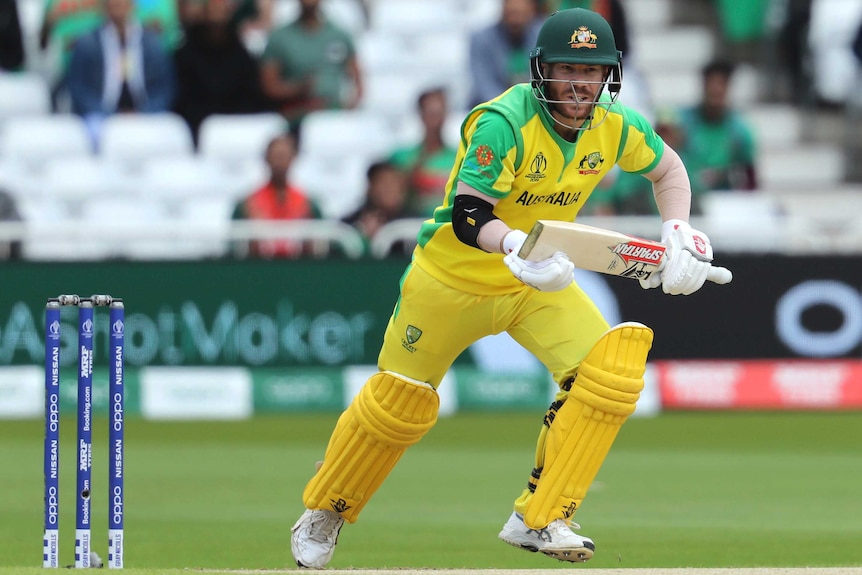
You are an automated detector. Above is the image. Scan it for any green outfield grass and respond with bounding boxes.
[2,412,861,570]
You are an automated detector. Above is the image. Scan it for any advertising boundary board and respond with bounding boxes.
[1,256,861,373]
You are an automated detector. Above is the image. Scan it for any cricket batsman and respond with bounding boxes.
[291,7,730,568]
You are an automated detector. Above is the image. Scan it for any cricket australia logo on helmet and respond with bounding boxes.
[569,26,597,49]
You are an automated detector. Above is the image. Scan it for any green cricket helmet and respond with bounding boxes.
[529,8,623,128]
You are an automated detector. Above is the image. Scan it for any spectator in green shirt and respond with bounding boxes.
[258,0,363,134]
[676,59,758,204]
[388,87,457,218]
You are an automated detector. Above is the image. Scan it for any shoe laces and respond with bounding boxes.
[546,518,582,538]
[306,510,343,543]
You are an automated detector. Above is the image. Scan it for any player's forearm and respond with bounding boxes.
[477,219,511,254]
[647,146,692,223]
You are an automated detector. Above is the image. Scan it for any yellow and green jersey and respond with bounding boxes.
[413,83,664,295]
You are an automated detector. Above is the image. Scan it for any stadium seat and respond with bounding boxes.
[361,70,437,122]
[40,157,134,215]
[270,0,299,27]
[79,196,173,260]
[411,30,469,76]
[197,113,288,167]
[323,0,367,37]
[0,114,93,171]
[138,156,237,211]
[646,63,759,108]
[0,158,34,199]
[463,0,502,32]
[17,197,84,261]
[299,109,394,162]
[292,152,367,219]
[0,72,52,120]
[631,26,714,71]
[759,145,845,191]
[173,196,235,259]
[623,0,672,29]
[99,113,194,170]
[370,0,461,35]
[744,105,802,150]
[228,158,269,200]
[699,191,784,252]
[356,31,413,74]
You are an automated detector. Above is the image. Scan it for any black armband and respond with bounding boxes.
[452,194,499,250]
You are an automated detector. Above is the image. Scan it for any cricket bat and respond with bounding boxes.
[518,220,733,285]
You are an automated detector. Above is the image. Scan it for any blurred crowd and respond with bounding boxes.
[0,0,860,260]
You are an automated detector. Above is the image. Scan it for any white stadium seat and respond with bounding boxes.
[356,31,413,74]
[371,0,461,35]
[292,152,368,219]
[173,196,235,259]
[744,105,803,150]
[759,145,845,191]
[631,26,714,70]
[299,109,394,162]
[361,70,437,121]
[0,115,93,170]
[138,156,236,210]
[197,113,288,167]
[99,113,194,169]
[0,158,36,198]
[79,196,173,260]
[323,0,367,37]
[0,72,52,119]
[39,157,134,215]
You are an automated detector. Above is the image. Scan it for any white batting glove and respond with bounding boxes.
[502,230,575,292]
[640,219,713,295]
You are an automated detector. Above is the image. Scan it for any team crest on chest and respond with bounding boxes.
[526,151,547,182]
[570,26,597,49]
[578,151,604,175]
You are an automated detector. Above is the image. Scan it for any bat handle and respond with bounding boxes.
[707,265,733,285]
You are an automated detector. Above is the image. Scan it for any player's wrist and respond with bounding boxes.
[502,230,528,255]
[661,219,689,242]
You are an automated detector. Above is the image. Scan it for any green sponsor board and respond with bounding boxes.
[252,367,345,412]
[454,367,554,411]
[0,259,408,368]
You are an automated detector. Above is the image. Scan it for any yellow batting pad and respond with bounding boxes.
[524,322,653,529]
[303,372,439,523]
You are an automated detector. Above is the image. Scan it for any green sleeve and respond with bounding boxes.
[457,111,518,200]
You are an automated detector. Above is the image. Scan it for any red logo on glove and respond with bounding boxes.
[693,235,707,255]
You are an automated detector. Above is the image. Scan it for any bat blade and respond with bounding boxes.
[518,220,732,285]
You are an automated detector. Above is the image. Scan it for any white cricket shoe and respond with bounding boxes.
[498,511,595,563]
[291,509,344,569]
